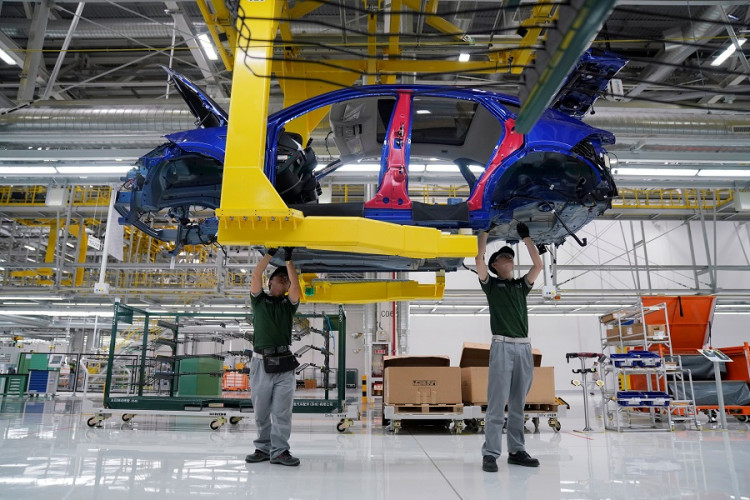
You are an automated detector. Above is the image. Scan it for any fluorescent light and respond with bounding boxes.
[697,169,750,177]
[23,245,36,251]
[458,52,470,62]
[0,48,16,65]
[416,109,431,115]
[0,296,63,300]
[0,167,57,174]
[337,163,381,172]
[426,164,459,172]
[612,168,699,176]
[55,166,132,174]
[711,38,746,66]
[198,34,219,61]
[0,309,114,317]
[468,165,485,173]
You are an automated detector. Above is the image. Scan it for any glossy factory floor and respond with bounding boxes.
[0,392,748,500]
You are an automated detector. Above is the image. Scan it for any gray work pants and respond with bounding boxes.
[482,341,534,458]
[248,357,295,458]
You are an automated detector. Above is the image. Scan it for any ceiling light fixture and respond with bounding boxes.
[458,53,470,62]
[696,169,750,177]
[612,168,699,176]
[55,166,133,174]
[0,167,57,174]
[711,38,746,66]
[0,48,17,65]
[198,34,219,61]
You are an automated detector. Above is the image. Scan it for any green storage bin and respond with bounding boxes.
[177,356,223,397]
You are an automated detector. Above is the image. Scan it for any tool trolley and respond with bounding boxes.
[84,303,359,432]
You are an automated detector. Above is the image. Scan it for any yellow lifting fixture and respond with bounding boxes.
[298,272,446,304]
[216,0,476,261]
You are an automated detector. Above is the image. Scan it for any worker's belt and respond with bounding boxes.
[253,346,292,357]
[492,335,530,344]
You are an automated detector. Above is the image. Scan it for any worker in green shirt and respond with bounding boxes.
[245,247,301,467]
[476,222,543,472]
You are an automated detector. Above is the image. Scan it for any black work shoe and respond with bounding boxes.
[270,450,300,467]
[245,450,270,463]
[508,450,539,467]
[482,455,498,472]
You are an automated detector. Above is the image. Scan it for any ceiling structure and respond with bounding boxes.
[0,1,750,337]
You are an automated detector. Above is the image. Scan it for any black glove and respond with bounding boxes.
[266,247,278,257]
[516,222,530,239]
[284,247,294,261]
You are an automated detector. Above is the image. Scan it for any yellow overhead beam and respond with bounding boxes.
[299,273,446,304]
[270,58,508,76]
[507,0,557,74]
[218,212,475,258]
[287,0,325,20]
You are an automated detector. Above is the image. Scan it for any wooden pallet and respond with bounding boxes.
[475,403,558,412]
[390,403,464,414]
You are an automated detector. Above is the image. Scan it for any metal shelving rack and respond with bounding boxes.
[599,302,701,432]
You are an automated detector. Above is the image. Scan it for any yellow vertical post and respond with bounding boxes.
[365,0,379,84]
[362,374,368,408]
[220,0,289,217]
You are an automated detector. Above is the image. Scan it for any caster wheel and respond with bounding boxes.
[87,417,98,428]
[737,415,748,423]
[229,417,242,425]
[209,420,223,430]
[121,414,133,422]
[549,419,561,432]
[337,422,347,432]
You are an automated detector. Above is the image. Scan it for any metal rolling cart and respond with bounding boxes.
[85,302,358,431]
[599,302,700,432]
[462,403,565,434]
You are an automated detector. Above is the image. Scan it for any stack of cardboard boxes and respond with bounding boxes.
[381,344,557,411]
[459,342,556,407]
[383,355,462,406]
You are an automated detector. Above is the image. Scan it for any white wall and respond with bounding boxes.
[408,313,749,390]
[405,218,750,390]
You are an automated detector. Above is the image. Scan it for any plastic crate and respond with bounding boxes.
[610,351,662,368]
[616,391,670,407]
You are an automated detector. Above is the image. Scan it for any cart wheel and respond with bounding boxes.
[229,417,242,425]
[736,415,748,423]
[464,419,479,433]
[707,410,718,423]
[121,414,133,422]
[86,417,98,428]
[209,419,223,430]
[549,419,561,432]
[336,420,347,433]
[454,421,465,434]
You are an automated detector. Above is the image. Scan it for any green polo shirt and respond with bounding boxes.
[480,275,533,338]
[250,291,299,350]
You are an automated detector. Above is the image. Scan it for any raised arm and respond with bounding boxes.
[284,247,301,304]
[517,223,543,285]
[475,231,489,282]
[251,249,274,296]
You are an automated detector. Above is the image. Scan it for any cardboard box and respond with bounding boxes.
[383,355,461,405]
[647,324,667,339]
[600,310,627,324]
[526,367,556,404]
[458,342,542,367]
[384,366,461,404]
[606,322,647,342]
[461,366,489,404]
[458,342,543,404]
